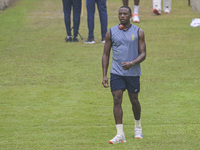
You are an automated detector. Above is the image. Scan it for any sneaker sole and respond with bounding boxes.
[135,136,143,139]
[153,9,161,15]
[109,140,126,144]
[84,42,95,44]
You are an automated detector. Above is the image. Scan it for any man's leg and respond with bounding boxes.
[153,0,161,15]
[122,0,129,6]
[122,0,140,22]
[62,0,72,41]
[132,0,140,23]
[109,90,126,144]
[96,0,107,41]
[128,92,143,139]
[163,0,171,14]
[128,92,141,120]
[134,0,139,5]
[122,0,139,7]
[86,0,95,39]
[112,90,123,124]
[72,0,82,41]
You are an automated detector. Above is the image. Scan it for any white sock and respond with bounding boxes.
[135,119,141,128]
[116,124,124,135]
[133,5,139,14]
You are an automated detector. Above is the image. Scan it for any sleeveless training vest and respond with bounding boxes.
[110,24,141,76]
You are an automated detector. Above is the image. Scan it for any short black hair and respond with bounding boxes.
[119,6,132,14]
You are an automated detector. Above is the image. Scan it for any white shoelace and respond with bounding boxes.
[135,128,142,137]
[111,134,121,141]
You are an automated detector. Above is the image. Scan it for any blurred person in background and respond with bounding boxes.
[84,0,108,44]
[153,0,172,15]
[62,0,82,42]
[122,0,140,23]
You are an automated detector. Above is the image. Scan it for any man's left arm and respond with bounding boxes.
[134,28,146,65]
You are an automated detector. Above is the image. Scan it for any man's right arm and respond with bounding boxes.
[102,29,112,88]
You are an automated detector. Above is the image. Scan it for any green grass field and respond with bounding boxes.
[0,0,200,149]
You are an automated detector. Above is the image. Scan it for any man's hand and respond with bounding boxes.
[121,61,133,70]
[102,76,109,88]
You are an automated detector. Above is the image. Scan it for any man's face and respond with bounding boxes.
[118,8,131,25]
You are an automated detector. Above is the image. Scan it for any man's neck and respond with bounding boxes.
[123,23,131,31]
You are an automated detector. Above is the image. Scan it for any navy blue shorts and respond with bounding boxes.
[110,73,140,94]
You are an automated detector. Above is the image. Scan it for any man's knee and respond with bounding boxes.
[113,97,122,106]
[112,92,122,106]
[131,98,140,106]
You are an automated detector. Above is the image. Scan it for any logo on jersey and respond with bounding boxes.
[131,34,135,40]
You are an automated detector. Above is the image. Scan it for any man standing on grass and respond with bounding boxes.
[62,0,82,42]
[84,0,108,44]
[102,6,146,144]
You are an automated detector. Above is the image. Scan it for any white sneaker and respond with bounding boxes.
[84,38,95,44]
[132,14,140,23]
[164,8,170,14]
[101,37,105,44]
[109,133,126,144]
[153,8,161,15]
[134,127,143,139]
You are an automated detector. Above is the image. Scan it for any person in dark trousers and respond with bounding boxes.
[62,0,82,42]
[84,0,108,44]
